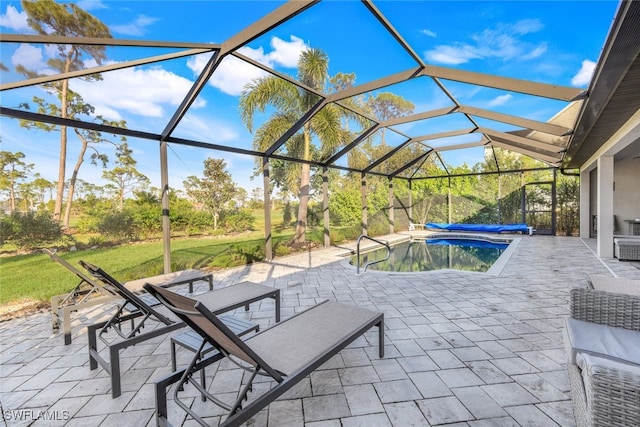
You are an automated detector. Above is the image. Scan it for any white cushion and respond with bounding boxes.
[564,318,640,366]
[576,352,640,375]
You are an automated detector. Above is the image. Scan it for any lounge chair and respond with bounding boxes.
[145,282,385,427]
[45,248,215,344]
[45,249,121,345]
[79,261,280,398]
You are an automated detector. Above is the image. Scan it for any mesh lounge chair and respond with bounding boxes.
[45,249,121,345]
[145,282,384,427]
[79,261,280,398]
[45,248,214,344]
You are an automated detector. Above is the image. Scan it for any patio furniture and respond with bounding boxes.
[588,274,640,296]
[145,282,384,427]
[614,237,640,260]
[80,261,280,398]
[564,287,640,427]
[46,249,121,345]
[45,248,214,345]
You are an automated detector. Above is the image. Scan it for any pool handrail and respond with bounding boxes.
[356,235,391,275]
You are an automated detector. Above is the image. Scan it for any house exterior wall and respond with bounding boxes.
[614,157,640,235]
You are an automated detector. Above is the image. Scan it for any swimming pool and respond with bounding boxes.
[352,236,512,273]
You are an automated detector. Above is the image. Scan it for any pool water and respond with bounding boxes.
[353,238,510,273]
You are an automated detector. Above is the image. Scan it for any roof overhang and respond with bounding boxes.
[562,0,640,169]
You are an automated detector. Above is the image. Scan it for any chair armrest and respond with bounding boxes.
[570,288,640,331]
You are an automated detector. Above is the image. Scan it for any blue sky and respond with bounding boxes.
[0,0,621,198]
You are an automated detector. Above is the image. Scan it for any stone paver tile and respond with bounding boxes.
[100,409,154,427]
[397,355,438,373]
[427,350,465,369]
[303,394,350,422]
[339,366,380,386]
[0,375,31,393]
[318,354,345,370]
[373,379,422,404]
[385,328,418,341]
[408,371,452,399]
[475,340,516,359]
[120,368,155,393]
[74,391,135,417]
[518,351,564,372]
[415,337,452,351]
[267,399,304,427]
[22,380,78,408]
[124,383,155,411]
[491,357,538,375]
[512,374,568,402]
[417,396,474,425]
[468,416,521,426]
[450,346,492,362]
[0,390,39,410]
[538,370,570,393]
[384,402,429,426]
[341,348,372,368]
[536,401,577,427]
[452,386,507,419]
[440,332,473,347]
[344,384,384,416]
[371,359,408,381]
[392,340,425,357]
[460,329,499,343]
[64,377,112,398]
[305,420,342,427]
[505,404,558,426]
[498,339,538,352]
[481,383,539,407]
[280,377,313,400]
[62,415,106,427]
[341,413,391,427]
[467,361,511,384]
[310,370,342,396]
[436,368,484,388]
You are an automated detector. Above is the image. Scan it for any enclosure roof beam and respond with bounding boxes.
[419,65,585,101]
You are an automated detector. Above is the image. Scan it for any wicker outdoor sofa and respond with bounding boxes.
[564,287,640,427]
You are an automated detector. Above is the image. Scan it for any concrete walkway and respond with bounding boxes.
[1,236,638,427]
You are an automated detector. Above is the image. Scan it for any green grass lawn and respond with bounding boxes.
[0,230,296,306]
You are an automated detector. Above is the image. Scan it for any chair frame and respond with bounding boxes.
[146,283,384,427]
[80,261,280,398]
[45,249,121,345]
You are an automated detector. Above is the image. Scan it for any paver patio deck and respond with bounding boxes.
[1,235,638,427]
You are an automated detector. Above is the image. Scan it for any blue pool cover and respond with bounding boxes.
[425,223,529,233]
[426,238,508,249]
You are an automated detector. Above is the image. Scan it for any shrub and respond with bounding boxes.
[0,211,64,248]
[97,211,137,241]
[223,210,255,233]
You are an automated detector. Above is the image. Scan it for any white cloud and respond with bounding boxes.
[11,43,45,70]
[71,63,205,120]
[420,29,437,38]
[571,59,596,87]
[76,0,108,11]
[0,5,29,32]
[110,15,159,36]
[425,19,546,65]
[487,94,512,107]
[425,44,482,65]
[268,35,307,67]
[188,35,309,96]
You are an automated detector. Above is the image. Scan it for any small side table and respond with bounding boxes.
[624,219,640,236]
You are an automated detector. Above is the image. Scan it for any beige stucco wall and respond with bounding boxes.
[614,157,640,235]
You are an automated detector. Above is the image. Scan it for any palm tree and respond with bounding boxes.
[240,48,353,246]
